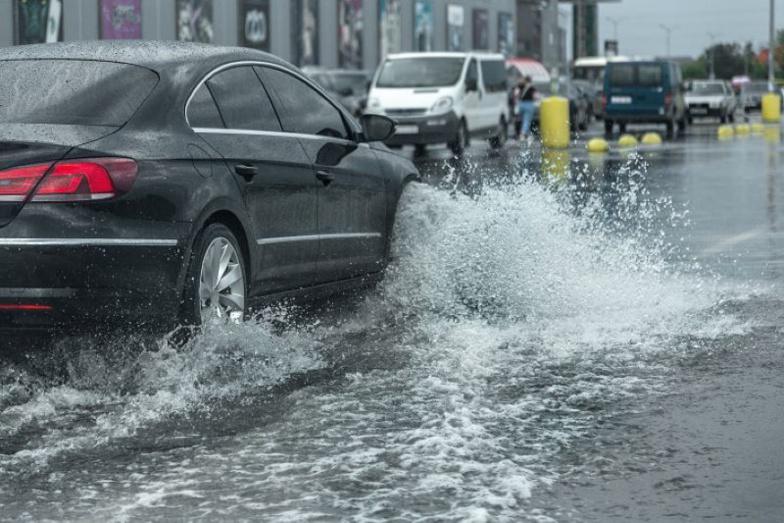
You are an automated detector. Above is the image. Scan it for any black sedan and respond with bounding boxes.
[0,42,416,332]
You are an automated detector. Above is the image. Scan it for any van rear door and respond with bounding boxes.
[607,62,666,116]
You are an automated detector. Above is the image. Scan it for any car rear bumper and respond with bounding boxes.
[0,210,191,331]
[384,111,460,145]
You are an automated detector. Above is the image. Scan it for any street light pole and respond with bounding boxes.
[707,32,718,80]
[605,16,620,41]
[769,0,775,91]
[660,24,673,58]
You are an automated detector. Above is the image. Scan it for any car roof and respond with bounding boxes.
[0,40,289,72]
[386,52,504,60]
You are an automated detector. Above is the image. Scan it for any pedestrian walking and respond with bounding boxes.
[517,76,537,142]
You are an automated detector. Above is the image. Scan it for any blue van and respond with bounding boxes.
[603,59,687,138]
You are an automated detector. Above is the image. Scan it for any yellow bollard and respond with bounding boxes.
[540,96,570,149]
[752,123,765,134]
[735,123,751,136]
[762,93,781,123]
[586,137,609,153]
[640,132,662,145]
[618,134,638,148]
[717,125,734,140]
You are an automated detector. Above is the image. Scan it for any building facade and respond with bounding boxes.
[0,0,516,71]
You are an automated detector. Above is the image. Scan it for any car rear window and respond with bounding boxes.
[0,59,158,127]
[609,63,664,88]
[609,64,635,86]
[638,64,663,87]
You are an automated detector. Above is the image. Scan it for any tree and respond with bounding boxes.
[701,42,747,79]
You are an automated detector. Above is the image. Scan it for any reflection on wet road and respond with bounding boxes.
[2,122,783,521]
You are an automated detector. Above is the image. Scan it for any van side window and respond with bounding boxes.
[480,60,506,93]
[466,59,478,88]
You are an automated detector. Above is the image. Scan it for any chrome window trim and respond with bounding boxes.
[192,126,358,147]
[0,238,179,247]
[256,233,382,246]
[184,60,359,140]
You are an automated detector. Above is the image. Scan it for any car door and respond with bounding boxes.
[463,58,482,132]
[258,65,388,283]
[188,64,320,294]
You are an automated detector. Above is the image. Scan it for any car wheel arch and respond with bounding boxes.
[176,202,256,298]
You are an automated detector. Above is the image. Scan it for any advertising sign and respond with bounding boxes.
[472,9,489,50]
[379,0,401,59]
[176,0,213,43]
[100,0,142,40]
[240,0,270,50]
[13,0,62,44]
[291,0,319,66]
[414,0,433,52]
[497,12,514,57]
[338,0,363,69]
[446,4,464,51]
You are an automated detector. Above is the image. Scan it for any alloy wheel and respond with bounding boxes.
[198,237,245,323]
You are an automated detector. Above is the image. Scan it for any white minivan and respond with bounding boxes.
[366,52,509,155]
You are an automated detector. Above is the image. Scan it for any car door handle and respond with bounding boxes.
[316,170,335,185]
[234,164,258,178]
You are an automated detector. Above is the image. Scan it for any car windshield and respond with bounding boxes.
[376,57,465,88]
[328,73,368,95]
[0,59,158,126]
[692,83,724,95]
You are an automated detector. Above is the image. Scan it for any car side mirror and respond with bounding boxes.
[465,78,478,92]
[360,114,396,142]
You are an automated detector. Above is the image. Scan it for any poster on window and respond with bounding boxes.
[446,4,463,51]
[379,0,401,59]
[100,0,141,39]
[13,0,62,44]
[472,9,489,50]
[338,0,363,69]
[294,0,320,66]
[497,12,514,57]
[414,0,433,52]
[176,0,213,43]
[239,0,269,50]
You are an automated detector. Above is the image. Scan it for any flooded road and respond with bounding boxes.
[2,124,783,521]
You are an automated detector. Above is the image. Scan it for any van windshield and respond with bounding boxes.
[376,57,465,88]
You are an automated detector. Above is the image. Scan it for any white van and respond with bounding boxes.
[366,52,509,155]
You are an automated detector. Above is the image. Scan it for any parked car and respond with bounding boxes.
[531,81,592,133]
[572,79,601,121]
[685,80,736,123]
[367,52,509,156]
[603,59,688,138]
[741,81,769,112]
[0,42,416,332]
[308,69,372,117]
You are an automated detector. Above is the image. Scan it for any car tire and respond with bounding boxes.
[618,122,627,134]
[720,113,727,124]
[449,119,468,157]
[728,112,735,123]
[414,144,427,156]
[604,119,613,137]
[677,116,686,133]
[489,116,508,149]
[181,223,247,326]
[666,118,674,139]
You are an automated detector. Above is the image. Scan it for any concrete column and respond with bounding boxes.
[212,0,238,45]
[0,2,14,47]
[142,0,175,40]
[63,0,99,41]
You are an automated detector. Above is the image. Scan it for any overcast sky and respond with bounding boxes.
[586,0,784,58]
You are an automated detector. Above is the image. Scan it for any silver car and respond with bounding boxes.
[686,80,736,123]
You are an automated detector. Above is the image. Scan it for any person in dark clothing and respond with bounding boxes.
[517,76,537,140]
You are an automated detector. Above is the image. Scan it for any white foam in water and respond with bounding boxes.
[0,161,754,520]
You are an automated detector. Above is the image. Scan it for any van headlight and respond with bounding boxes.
[429,96,454,115]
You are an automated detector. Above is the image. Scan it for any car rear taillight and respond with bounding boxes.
[0,158,137,203]
[600,94,607,110]
[664,93,673,107]
[0,304,52,311]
